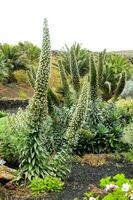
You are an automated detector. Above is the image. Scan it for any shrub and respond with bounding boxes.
[74,100,127,154]
[121,122,133,162]
[122,123,133,146]
[121,150,133,162]
[29,176,64,194]
[0,110,29,164]
[93,52,130,101]
[116,99,133,124]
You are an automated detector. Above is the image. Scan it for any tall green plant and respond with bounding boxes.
[59,43,90,76]
[113,71,126,100]
[59,59,73,107]
[19,19,51,180]
[90,54,98,102]
[97,52,127,100]
[66,76,89,146]
[97,50,106,88]
[27,65,36,88]
[69,49,80,96]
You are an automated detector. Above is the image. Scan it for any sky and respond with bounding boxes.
[0,0,133,51]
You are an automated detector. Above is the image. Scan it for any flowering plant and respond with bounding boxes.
[100,174,133,200]
[74,174,133,200]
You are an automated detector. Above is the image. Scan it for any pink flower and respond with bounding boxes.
[105,184,119,192]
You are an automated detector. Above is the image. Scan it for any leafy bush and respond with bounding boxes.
[121,122,133,162]
[116,99,133,124]
[0,109,29,164]
[122,150,133,162]
[96,51,127,101]
[122,123,133,146]
[74,100,127,154]
[29,176,64,194]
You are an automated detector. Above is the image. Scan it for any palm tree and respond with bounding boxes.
[0,43,27,83]
[59,43,90,76]
[17,41,41,66]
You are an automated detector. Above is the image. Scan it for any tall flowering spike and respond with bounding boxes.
[27,65,37,88]
[59,59,72,107]
[70,49,80,97]
[97,49,106,89]
[29,18,51,118]
[97,51,105,88]
[66,76,89,146]
[90,54,98,102]
[113,71,126,101]
[20,19,51,180]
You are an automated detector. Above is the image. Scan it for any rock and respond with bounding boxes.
[0,165,16,182]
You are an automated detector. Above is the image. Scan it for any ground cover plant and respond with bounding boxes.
[74,174,133,200]
[0,18,133,200]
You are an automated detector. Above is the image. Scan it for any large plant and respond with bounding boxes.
[96,52,130,100]
[75,99,127,154]
[19,18,52,180]
[72,55,126,154]
[59,43,90,76]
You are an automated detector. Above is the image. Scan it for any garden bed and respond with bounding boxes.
[1,156,133,200]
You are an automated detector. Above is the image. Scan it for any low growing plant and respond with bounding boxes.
[29,176,64,194]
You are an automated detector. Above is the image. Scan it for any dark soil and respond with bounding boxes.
[62,159,133,200]
[1,158,133,200]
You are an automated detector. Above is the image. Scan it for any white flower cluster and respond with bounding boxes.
[89,197,96,200]
[122,183,131,192]
[104,182,133,199]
